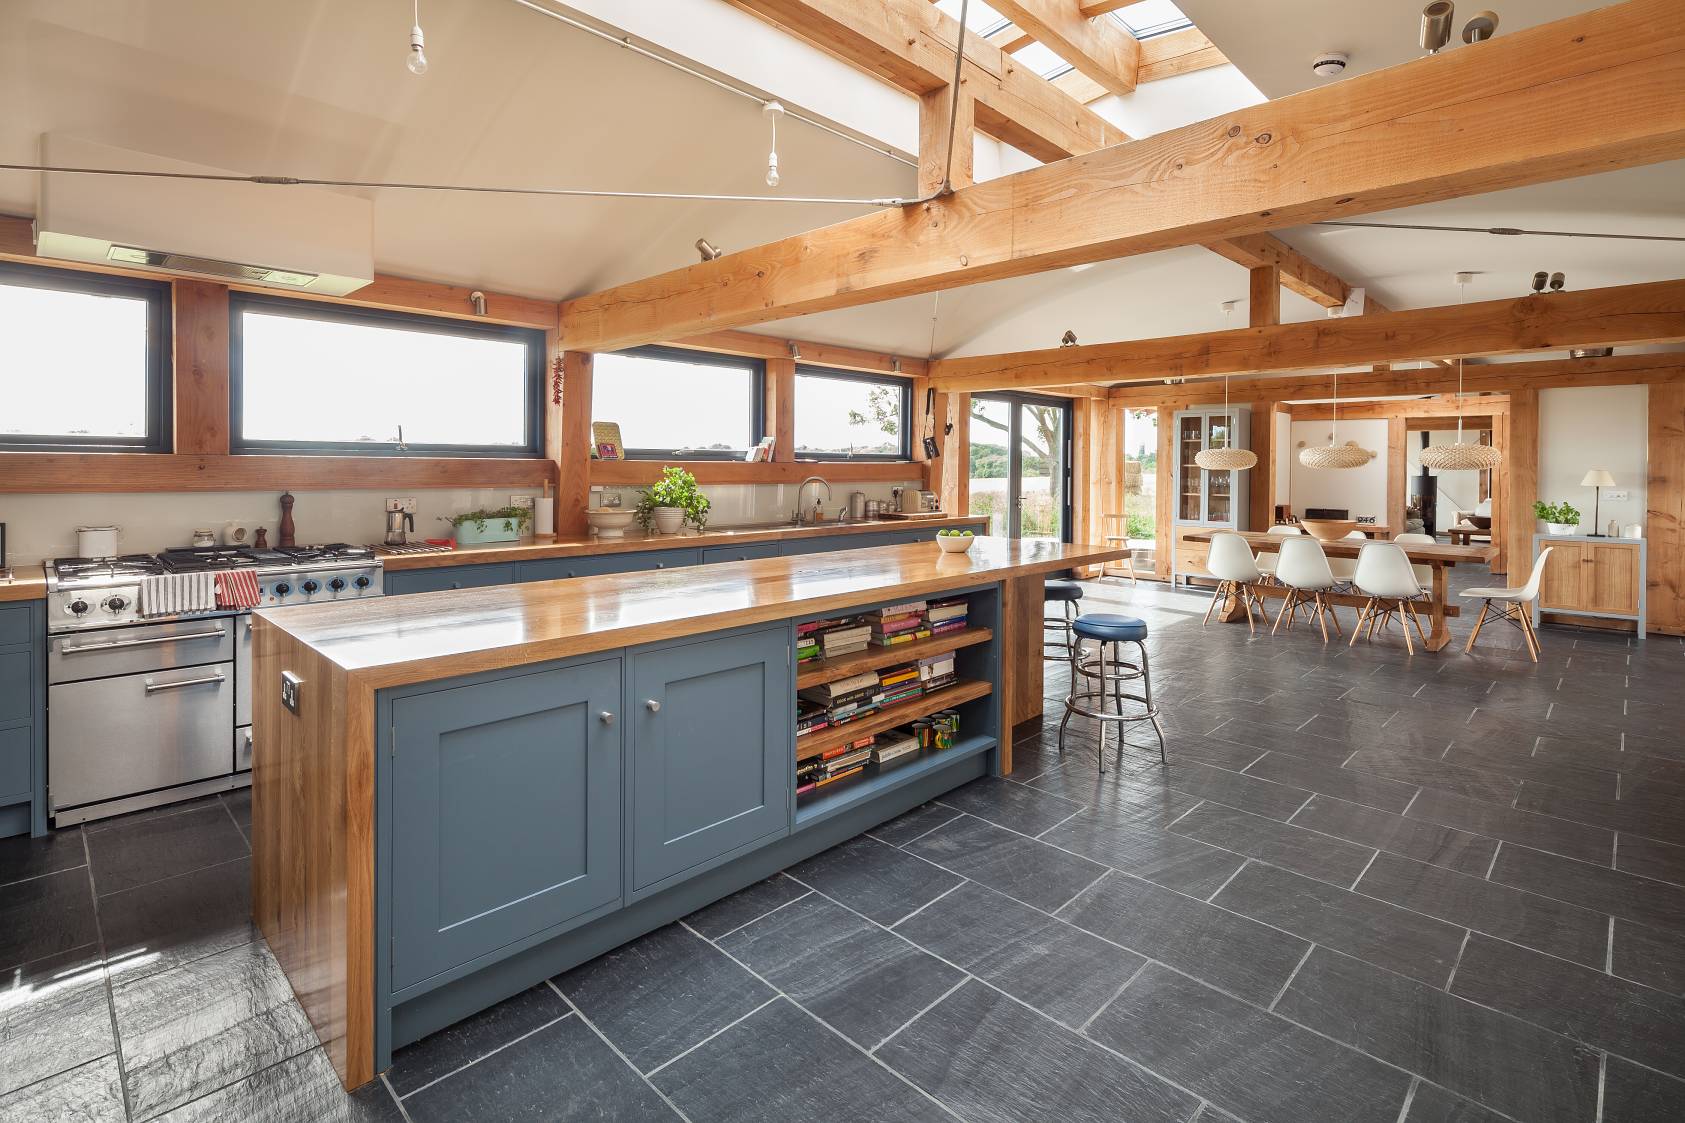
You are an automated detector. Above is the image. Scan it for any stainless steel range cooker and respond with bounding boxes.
[45,544,382,825]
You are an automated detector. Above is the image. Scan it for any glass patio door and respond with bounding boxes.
[967,394,1071,541]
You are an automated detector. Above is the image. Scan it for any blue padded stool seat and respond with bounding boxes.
[1073,613,1149,643]
[1044,579,1085,602]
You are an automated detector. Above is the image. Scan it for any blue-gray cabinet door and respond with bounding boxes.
[700,542,780,564]
[629,627,791,892]
[390,658,623,989]
[518,548,701,583]
[384,563,515,596]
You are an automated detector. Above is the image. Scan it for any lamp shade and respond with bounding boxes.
[1581,469,1616,487]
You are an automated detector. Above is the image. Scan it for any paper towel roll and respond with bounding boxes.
[534,499,555,538]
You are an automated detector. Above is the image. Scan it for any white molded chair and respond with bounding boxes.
[1463,547,1555,662]
[1350,542,1428,654]
[1255,524,1303,581]
[1393,532,1437,591]
[1203,531,1266,635]
[1272,536,1344,642]
[1327,530,1368,583]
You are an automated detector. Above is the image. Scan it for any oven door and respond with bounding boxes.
[49,662,234,814]
[49,617,234,684]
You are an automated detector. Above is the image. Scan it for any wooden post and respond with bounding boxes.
[1247,400,1274,530]
[1647,384,1685,634]
[919,86,975,195]
[1153,405,1174,580]
[1097,402,1124,548]
[1505,389,1539,580]
[1387,415,1407,535]
[173,280,230,455]
[557,351,593,538]
[1249,264,1281,328]
[765,356,796,462]
[940,393,971,517]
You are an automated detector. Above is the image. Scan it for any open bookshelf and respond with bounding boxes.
[795,733,994,830]
[796,678,992,761]
[795,627,994,690]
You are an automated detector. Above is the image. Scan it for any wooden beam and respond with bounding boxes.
[1387,415,1407,538]
[1505,388,1540,579]
[920,85,976,194]
[0,453,554,494]
[1647,383,1685,634]
[589,459,916,486]
[1108,353,1685,408]
[933,280,1685,393]
[172,280,230,456]
[987,0,1140,96]
[941,392,971,515]
[1206,233,1355,309]
[1288,395,1508,421]
[1152,405,1174,578]
[663,330,927,377]
[562,0,1685,352]
[765,355,797,462]
[1137,27,1228,83]
[1248,264,1280,328]
[1247,397,1274,530]
[557,352,593,537]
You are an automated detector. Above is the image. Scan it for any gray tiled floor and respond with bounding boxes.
[2,569,1683,1121]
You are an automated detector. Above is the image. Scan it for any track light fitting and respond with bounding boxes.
[695,238,723,262]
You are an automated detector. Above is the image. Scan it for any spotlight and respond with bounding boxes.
[1462,10,1499,43]
[1060,330,1078,347]
[1549,271,1566,292]
[1420,1,1455,53]
[695,238,723,262]
[1531,271,1548,294]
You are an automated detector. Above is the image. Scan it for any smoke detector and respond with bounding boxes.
[1311,52,1349,78]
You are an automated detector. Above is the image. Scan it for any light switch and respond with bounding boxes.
[1606,489,1629,502]
[281,671,304,714]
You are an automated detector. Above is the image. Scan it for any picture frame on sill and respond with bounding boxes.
[591,421,625,460]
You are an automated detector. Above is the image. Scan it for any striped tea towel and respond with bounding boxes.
[139,572,217,617]
[215,569,262,610]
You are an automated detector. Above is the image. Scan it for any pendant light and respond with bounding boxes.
[1299,368,1372,469]
[1419,272,1504,472]
[1194,301,1258,471]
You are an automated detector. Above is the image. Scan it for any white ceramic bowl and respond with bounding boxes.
[587,509,637,538]
[935,534,975,554]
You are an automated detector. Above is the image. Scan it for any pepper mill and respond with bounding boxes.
[255,528,269,549]
[278,492,296,548]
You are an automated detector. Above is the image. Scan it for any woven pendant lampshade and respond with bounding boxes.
[1419,273,1503,473]
[1298,368,1369,470]
[1194,301,1258,471]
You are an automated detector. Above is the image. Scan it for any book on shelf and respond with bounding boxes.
[796,702,829,737]
[868,601,927,622]
[871,625,932,647]
[929,619,968,636]
[813,764,865,789]
[871,731,919,766]
[927,597,968,624]
[800,671,880,704]
[917,653,957,691]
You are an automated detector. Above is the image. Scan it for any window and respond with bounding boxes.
[795,367,911,460]
[1109,0,1193,40]
[591,346,763,459]
[230,294,544,457]
[0,262,171,452]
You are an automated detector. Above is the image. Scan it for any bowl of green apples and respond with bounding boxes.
[935,528,976,553]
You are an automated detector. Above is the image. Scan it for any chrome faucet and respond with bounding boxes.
[793,476,832,525]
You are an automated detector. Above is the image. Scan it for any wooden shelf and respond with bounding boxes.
[796,679,993,761]
[796,627,993,690]
[795,734,995,831]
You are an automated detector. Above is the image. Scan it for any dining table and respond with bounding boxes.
[1180,529,1498,652]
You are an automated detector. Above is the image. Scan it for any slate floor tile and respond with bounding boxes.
[1344,748,1521,805]
[1304,713,1455,755]
[1403,1081,1514,1123]
[902,814,1107,913]
[652,998,949,1123]
[894,881,1144,1029]
[683,875,808,940]
[1517,783,1685,847]
[0,1053,125,1122]
[112,939,318,1120]
[1039,807,1245,898]
[936,776,1083,836]
[1290,794,1499,876]
[1442,744,1619,798]
[1449,933,1685,1081]
[85,803,249,895]
[0,826,85,888]
[786,835,961,926]
[877,980,1199,1123]
[0,945,114,1099]
[1490,844,1685,934]
[1602,1055,1685,1123]
[555,923,773,1073]
[1087,963,1411,1123]
[97,857,258,983]
[1612,920,1685,997]
[406,1012,679,1122]
[154,1046,406,1122]
[1160,759,1311,821]
[387,983,570,1096]
[1203,720,1355,763]
[1025,769,1202,826]
[1170,801,1375,887]
[1406,787,1614,865]
[221,789,252,842]
[0,866,97,973]
[1275,948,1601,1123]
[868,802,962,847]
[1355,850,1608,967]
[719,893,963,1049]
[1240,750,1418,812]
[1164,736,1267,773]
[1214,861,1465,987]
[1059,871,1309,1006]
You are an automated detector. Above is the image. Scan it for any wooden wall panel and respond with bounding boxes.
[1647,383,1685,635]
[172,281,230,455]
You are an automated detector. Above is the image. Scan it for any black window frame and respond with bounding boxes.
[0,261,172,453]
[228,292,546,458]
[594,344,765,461]
[793,364,913,462]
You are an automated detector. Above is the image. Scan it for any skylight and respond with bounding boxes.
[1011,41,1073,80]
[1109,0,1192,40]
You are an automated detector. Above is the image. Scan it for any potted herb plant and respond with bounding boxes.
[446,505,531,545]
[1532,499,1582,536]
[636,466,711,535]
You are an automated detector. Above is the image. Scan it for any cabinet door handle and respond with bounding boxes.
[645,699,661,713]
[599,711,615,725]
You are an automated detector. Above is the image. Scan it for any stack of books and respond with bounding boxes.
[871,729,919,768]
[796,700,829,739]
[868,601,931,647]
[877,662,923,707]
[797,734,876,793]
[795,621,824,664]
[917,652,957,692]
[798,670,883,727]
[814,616,872,660]
[927,596,969,636]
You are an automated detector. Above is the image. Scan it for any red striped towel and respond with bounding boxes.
[215,569,262,610]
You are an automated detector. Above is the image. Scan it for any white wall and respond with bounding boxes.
[0,479,919,566]
[1287,419,1389,523]
[1538,385,1648,535]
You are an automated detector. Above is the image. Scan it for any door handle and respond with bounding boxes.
[62,628,226,654]
[645,699,661,712]
[599,711,615,725]
[144,672,227,693]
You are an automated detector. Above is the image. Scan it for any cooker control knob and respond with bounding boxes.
[273,582,291,597]
[354,575,372,589]
[103,595,129,612]
[69,599,90,615]
[301,579,320,594]
[328,577,346,592]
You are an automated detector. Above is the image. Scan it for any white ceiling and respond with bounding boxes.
[0,0,1678,361]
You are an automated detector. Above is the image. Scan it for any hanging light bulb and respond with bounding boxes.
[1195,301,1258,471]
[407,0,428,74]
[763,101,784,188]
[1420,272,1504,471]
[1300,368,1371,469]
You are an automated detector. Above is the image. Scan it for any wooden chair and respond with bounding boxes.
[1100,514,1139,585]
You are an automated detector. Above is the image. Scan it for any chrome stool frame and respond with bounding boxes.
[1057,619,1166,774]
[1042,580,1083,661]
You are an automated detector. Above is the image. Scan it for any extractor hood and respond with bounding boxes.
[35,134,374,296]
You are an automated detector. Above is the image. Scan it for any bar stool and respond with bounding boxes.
[1043,578,1084,660]
[1058,613,1166,774]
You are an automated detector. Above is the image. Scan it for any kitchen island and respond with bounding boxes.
[251,536,1125,1089]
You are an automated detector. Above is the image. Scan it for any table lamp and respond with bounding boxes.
[1581,469,1615,537]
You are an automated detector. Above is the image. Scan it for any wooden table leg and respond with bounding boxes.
[1217,584,1248,623]
[1426,564,1452,651]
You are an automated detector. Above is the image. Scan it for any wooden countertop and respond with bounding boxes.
[1180,529,1495,565]
[0,566,47,602]
[380,514,987,571]
[259,537,1122,689]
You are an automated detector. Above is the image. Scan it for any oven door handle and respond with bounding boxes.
[143,672,227,694]
[60,628,227,654]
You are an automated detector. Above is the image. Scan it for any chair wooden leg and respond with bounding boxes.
[1314,594,1331,643]
[1399,599,1415,655]
[1464,600,1491,653]
[1327,596,1343,638]
[1203,581,1226,626]
[1405,601,1429,645]
[1518,602,1542,661]
[1272,589,1296,635]
[1349,599,1369,646]
[1240,584,1257,635]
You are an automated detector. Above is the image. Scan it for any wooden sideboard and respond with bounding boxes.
[1533,535,1646,637]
